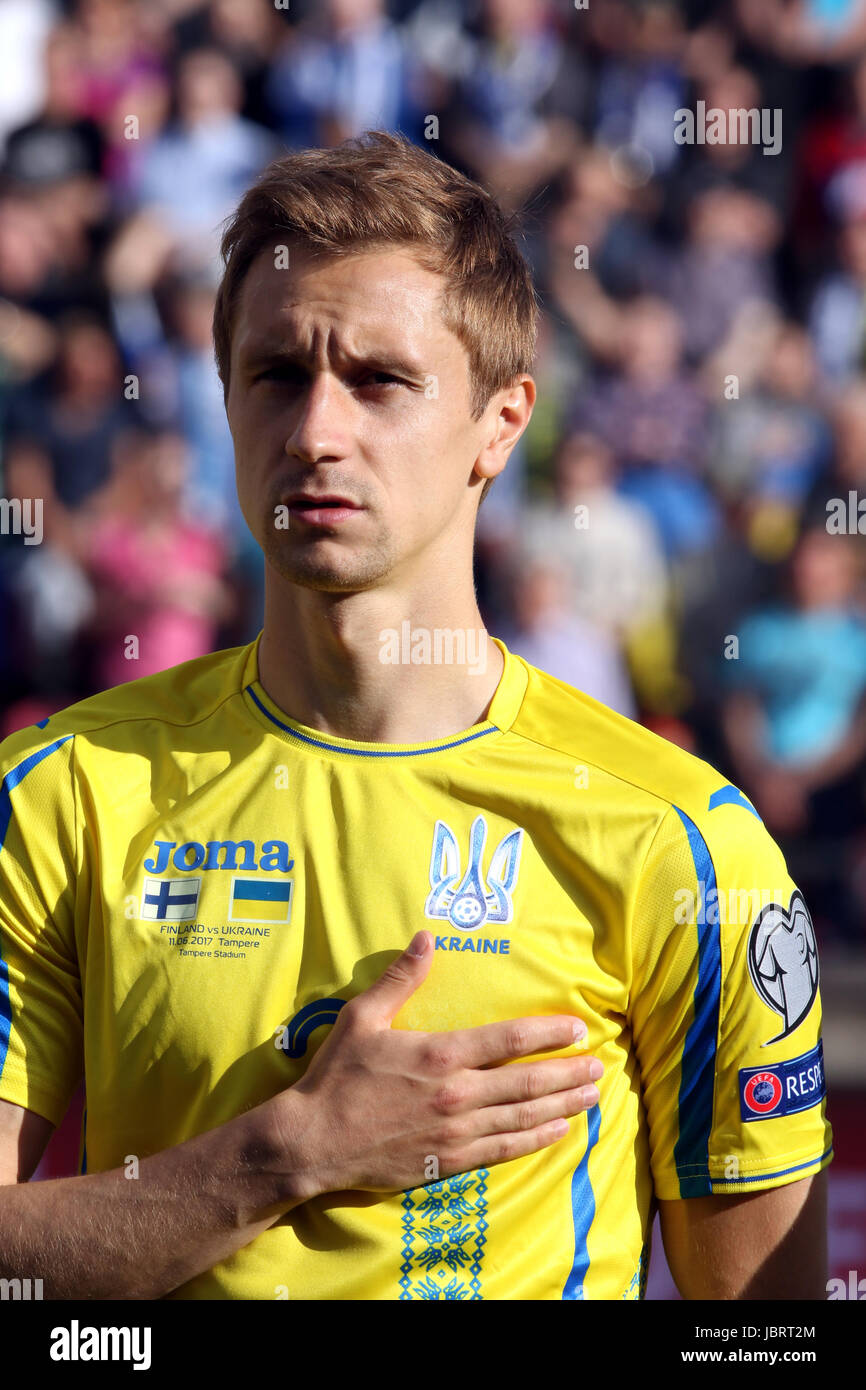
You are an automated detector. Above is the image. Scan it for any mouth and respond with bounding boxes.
[283,495,364,527]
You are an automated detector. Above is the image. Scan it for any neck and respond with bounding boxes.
[257,574,504,744]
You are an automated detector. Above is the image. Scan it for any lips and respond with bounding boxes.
[285,494,360,509]
[281,493,364,528]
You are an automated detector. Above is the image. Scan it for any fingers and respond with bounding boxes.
[449,1014,586,1069]
[419,1055,603,1182]
[424,1056,602,1144]
[470,1055,603,1109]
[352,931,434,1025]
[450,1110,593,1174]
[436,1076,601,1175]
[467,1083,600,1138]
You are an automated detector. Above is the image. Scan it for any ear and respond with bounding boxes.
[473,375,536,488]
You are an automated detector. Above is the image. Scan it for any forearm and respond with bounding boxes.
[0,1094,305,1300]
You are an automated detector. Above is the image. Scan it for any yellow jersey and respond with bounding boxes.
[0,635,832,1299]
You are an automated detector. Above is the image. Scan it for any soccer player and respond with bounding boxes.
[0,132,830,1301]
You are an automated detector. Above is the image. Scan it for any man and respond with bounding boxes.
[0,132,831,1300]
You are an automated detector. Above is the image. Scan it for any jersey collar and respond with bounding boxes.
[240,633,528,759]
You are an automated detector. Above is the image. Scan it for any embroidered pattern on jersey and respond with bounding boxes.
[399,1171,489,1300]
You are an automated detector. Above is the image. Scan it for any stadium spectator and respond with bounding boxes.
[81,423,233,688]
[4,311,129,513]
[498,549,637,718]
[266,0,428,150]
[2,24,105,191]
[809,210,866,379]
[574,295,719,559]
[721,525,866,940]
[440,0,581,210]
[708,320,831,525]
[593,0,687,177]
[520,429,669,641]
[126,45,278,264]
[665,185,782,364]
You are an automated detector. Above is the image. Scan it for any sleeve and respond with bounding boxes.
[0,728,85,1127]
[628,797,833,1200]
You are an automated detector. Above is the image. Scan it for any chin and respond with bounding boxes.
[265,544,394,593]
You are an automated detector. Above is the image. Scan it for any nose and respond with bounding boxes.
[284,371,351,464]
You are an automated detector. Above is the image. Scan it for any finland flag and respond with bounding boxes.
[140,876,201,921]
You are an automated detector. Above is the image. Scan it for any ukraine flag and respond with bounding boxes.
[228,876,293,924]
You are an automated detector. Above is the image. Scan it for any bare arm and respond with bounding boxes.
[0,932,602,1300]
[658,1170,827,1299]
[0,1092,305,1300]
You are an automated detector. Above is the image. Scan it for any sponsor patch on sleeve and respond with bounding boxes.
[739,1041,826,1122]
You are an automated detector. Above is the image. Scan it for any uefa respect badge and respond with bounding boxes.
[738,1041,826,1122]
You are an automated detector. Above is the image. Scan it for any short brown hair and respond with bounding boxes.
[213,130,539,503]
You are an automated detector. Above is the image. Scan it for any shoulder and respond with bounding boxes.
[509,650,788,886]
[510,653,737,816]
[0,641,254,779]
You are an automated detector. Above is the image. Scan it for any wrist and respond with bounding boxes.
[258,1087,326,1205]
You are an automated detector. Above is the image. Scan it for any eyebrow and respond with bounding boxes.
[240,343,427,378]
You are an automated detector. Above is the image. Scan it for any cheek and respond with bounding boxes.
[229,409,279,478]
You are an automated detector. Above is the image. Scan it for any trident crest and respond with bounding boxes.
[424,816,524,931]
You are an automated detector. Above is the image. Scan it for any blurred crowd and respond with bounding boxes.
[1,0,866,944]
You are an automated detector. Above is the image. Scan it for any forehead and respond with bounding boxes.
[231,244,452,362]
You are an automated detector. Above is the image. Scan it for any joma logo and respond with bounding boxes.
[143,838,294,874]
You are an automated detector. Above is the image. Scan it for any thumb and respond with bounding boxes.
[362,930,433,1024]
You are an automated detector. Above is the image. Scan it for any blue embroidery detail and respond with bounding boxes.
[400,1170,489,1299]
[622,1240,649,1299]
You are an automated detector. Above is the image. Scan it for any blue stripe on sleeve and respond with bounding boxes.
[0,735,73,851]
[0,734,74,1081]
[710,1146,832,1188]
[672,806,722,1197]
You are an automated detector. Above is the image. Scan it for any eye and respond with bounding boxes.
[358,371,403,389]
[255,364,303,384]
